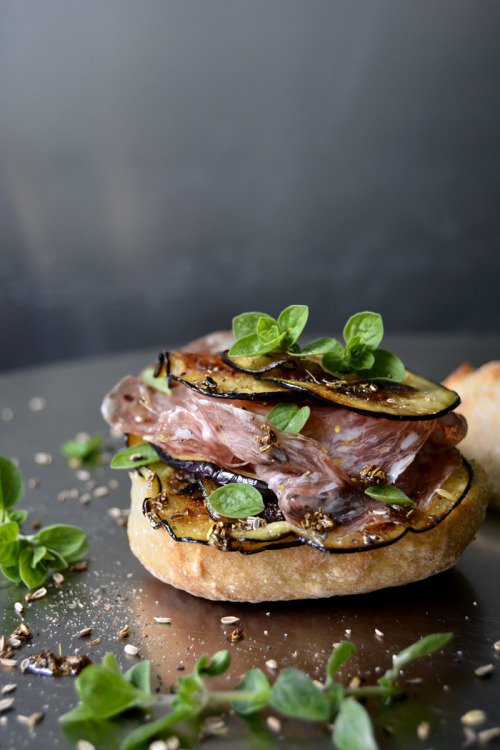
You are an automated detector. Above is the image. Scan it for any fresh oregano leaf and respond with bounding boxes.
[229,332,273,357]
[110,442,160,469]
[232,311,269,340]
[61,434,102,463]
[297,337,338,356]
[232,668,271,717]
[277,304,309,347]
[123,660,151,693]
[75,663,155,720]
[364,485,416,508]
[206,484,265,519]
[18,547,49,589]
[326,641,357,683]
[392,632,453,673]
[357,348,406,382]
[343,311,384,352]
[196,650,231,679]
[0,457,25,512]
[7,509,28,525]
[37,525,89,561]
[120,708,192,750]
[270,668,330,721]
[266,404,310,434]
[333,698,379,750]
[0,522,20,566]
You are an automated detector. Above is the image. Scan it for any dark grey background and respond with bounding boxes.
[1,1,499,372]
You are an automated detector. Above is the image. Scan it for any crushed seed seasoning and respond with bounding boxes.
[87,638,101,647]
[117,625,130,638]
[68,560,88,573]
[14,602,24,618]
[17,711,44,731]
[77,740,96,750]
[494,640,500,652]
[28,477,40,489]
[228,625,245,643]
[20,650,92,677]
[77,627,92,638]
[1,407,14,421]
[29,397,47,412]
[93,485,109,498]
[417,721,430,740]
[0,657,17,668]
[478,727,500,744]
[52,572,65,587]
[154,617,172,625]
[265,659,278,672]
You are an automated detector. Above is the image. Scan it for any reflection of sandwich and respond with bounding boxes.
[102,310,487,602]
[444,361,500,511]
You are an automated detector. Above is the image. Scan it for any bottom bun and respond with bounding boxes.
[127,460,488,602]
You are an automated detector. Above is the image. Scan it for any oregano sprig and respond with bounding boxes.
[0,456,89,588]
[229,306,405,382]
[60,632,453,750]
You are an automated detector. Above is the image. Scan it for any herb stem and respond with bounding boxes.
[343,685,400,699]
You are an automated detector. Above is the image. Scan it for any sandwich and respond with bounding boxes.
[101,307,487,602]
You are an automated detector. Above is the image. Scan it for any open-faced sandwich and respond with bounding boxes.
[102,307,488,602]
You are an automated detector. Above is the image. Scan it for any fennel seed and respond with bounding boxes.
[461,710,487,726]
[124,644,140,656]
[474,664,494,678]
[220,616,240,625]
[154,617,172,624]
[117,625,130,638]
[0,697,15,713]
[1,684,17,695]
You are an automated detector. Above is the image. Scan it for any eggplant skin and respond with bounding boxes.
[137,459,476,555]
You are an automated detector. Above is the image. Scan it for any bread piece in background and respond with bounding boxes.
[444,362,500,511]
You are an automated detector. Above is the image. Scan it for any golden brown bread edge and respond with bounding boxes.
[127,459,488,602]
[444,362,500,511]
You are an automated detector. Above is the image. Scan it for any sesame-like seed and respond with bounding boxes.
[266,716,282,734]
[1,684,17,695]
[93,486,109,498]
[107,507,122,519]
[1,407,14,421]
[0,697,15,713]
[154,617,172,624]
[478,727,500,745]
[266,659,278,672]
[79,493,92,505]
[494,640,500,652]
[34,452,53,466]
[375,628,384,639]
[474,664,494,678]
[124,644,140,656]
[461,709,487,726]
[417,721,430,740]
[77,740,96,750]
[28,478,40,489]
[9,638,22,649]
[220,616,240,625]
[77,627,92,638]
[14,602,24,617]
[76,469,91,482]
[52,572,64,586]
[0,658,17,668]
[29,397,47,412]
[117,625,130,638]
[108,478,119,489]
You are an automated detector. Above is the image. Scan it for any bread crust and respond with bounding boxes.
[444,362,500,511]
[127,460,488,602]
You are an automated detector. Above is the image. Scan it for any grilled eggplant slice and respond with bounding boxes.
[155,351,299,402]
[136,459,474,555]
[221,351,460,420]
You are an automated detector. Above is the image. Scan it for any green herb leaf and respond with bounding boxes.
[0,522,20,566]
[124,660,151,693]
[196,650,231,679]
[31,544,48,567]
[232,669,271,717]
[141,368,171,394]
[277,305,309,347]
[322,345,351,375]
[110,442,160,469]
[206,484,265,519]
[37,525,89,562]
[61,434,102,463]
[392,632,453,673]
[7,509,28,525]
[0,457,25,512]
[343,312,384,352]
[297,337,338,356]
[364,485,416,508]
[266,404,310,434]
[333,698,379,750]
[326,642,357,684]
[232,311,269,340]
[270,668,330,721]
[75,663,155,720]
[228,332,273,357]
[357,348,406,382]
[0,562,22,584]
[18,547,49,589]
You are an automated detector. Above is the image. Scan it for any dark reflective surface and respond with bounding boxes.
[0,339,499,748]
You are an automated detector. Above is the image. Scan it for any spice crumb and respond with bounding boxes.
[461,710,487,726]
[124,644,140,656]
[474,664,494,678]
[1,684,17,695]
[34,452,52,466]
[417,721,430,740]
[220,616,240,625]
[266,716,282,734]
[478,727,500,745]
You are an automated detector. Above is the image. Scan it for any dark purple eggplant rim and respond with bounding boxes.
[156,350,303,403]
[221,350,460,422]
[142,457,474,556]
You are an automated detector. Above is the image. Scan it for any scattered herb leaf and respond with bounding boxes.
[61,434,102,464]
[141,368,171,394]
[206,483,265,519]
[0,456,89,588]
[266,404,310,434]
[364,484,416,508]
[110,442,160,470]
